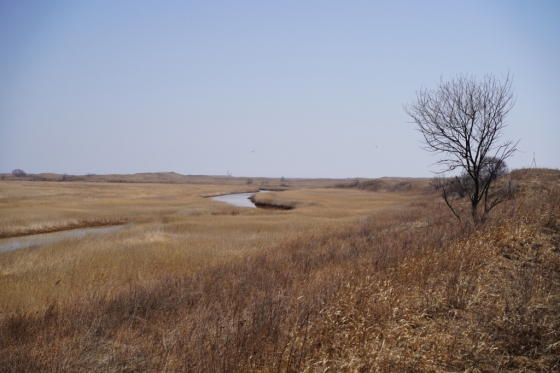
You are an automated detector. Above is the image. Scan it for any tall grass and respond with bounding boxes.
[0,182,413,313]
[1,169,559,371]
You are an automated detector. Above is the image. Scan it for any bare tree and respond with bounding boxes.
[12,169,27,177]
[480,156,508,182]
[404,73,518,224]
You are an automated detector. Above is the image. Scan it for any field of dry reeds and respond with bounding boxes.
[1,169,559,372]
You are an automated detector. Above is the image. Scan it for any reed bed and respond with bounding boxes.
[0,181,412,314]
[0,169,559,372]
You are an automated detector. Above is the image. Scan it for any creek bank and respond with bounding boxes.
[210,193,258,208]
[248,195,294,210]
[248,192,298,210]
[210,190,295,210]
[0,225,124,253]
[0,219,128,240]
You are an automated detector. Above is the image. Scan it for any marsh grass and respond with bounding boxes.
[1,170,559,372]
[250,191,312,210]
[0,181,411,314]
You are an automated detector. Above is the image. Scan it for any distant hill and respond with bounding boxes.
[0,171,436,191]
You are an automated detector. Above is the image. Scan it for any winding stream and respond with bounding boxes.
[0,225,123,253]
[3,190,273,253]
[210,190,270,208]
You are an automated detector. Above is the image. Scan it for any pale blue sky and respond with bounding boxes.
[1,1,559,178]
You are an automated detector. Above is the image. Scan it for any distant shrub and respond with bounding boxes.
[12,169,26,177]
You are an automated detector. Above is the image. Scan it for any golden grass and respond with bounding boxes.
[1,169,559,372]
[0,180,414,314]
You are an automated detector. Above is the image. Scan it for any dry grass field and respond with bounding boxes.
[0,179,415,314]
[1,169,559,372]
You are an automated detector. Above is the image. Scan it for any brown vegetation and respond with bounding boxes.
[249,192,298,210]
[1,169,559,371]
[333,177,431,193]
[0,172,339,189]
[0,181,407,313]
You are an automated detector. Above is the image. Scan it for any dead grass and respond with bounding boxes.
[307,185,560,371]
[0,181,411,314]
[333,176,432,193]
[1,169,559,372]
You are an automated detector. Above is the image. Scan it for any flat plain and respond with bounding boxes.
[0,178,417,313]
[1,170,559,372]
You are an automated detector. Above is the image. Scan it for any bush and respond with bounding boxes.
[12,169,26,177]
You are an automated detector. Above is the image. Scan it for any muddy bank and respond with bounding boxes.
[250,200,294,210]
[201,189,260,198]
[0,219,127,239]
[249,193,296,210]
[208,190,295,210]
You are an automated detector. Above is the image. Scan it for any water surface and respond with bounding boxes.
[211,190,271,208]
[0,225,123,253]
[211,193,257,208]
